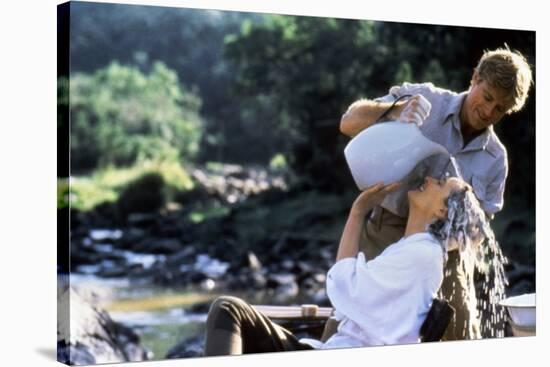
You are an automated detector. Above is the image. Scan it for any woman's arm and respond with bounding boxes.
[335,183,400,261]
[335,209,365,261]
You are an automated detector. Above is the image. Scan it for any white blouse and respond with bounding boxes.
[307,232,444,349]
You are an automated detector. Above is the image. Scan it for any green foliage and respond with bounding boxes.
[224,16,386,187]
[67,176,119,211]
[269,153,288,171]
[68,161,194,211]
[231,190,350,248]
[394,61,413,85]
[224,14,535,198]
[421,59,447,87]
[66,62,202,171]
[65,2,535,205]
[69,2,261,163]
[57,178,70,209]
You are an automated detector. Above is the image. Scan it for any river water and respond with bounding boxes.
[69,272,320,360]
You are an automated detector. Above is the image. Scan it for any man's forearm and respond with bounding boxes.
[340,99,403,137]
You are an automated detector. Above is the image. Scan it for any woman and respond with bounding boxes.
[203,176,488,355]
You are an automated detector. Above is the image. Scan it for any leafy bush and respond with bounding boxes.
[65,62,203,172]
[68,161,194,211]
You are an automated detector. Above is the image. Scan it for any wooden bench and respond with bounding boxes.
[253,298,455,343]
[252,304,333,320]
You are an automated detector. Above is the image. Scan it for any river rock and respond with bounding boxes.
[126,212,158,227]
[310,288,330,306]
[70,246,101,267]
[267,273,299,299]
[267,273,296,287]
[250,271,267,288]
[165,246,196,266]
[155,222,183,238]
[135,238,182,254]
[97,264,128,278]
[165,335,204,359]
[57,287,150,365]
[119,227,147,249]
[245,269,268,289]
[152,269,177,285]
[281,259,295,271]
[225,268,266,290]
[246,251,263,272]
[200,278,217,291]
[57,340,95,365]
[187,270,208,284]
[299,277,315,290]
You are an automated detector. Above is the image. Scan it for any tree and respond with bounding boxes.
[66,61,203,172]
[224,15,535,199]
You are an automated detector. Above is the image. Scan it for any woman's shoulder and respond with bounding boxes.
[399,233,443,263]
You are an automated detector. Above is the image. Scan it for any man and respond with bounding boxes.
[338,47,533,340]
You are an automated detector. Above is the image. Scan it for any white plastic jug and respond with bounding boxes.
[344,121,448,190]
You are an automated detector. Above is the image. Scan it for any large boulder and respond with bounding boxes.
[57,285,151,365]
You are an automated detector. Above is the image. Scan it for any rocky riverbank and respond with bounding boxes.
[66,164,345,305]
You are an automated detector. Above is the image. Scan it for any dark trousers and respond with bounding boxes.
[204,296,314,356]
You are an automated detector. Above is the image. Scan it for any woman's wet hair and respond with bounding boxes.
[427,185,492,259]
[427,181,509,336]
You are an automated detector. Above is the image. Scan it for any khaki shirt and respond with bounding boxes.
[374,82,508,217]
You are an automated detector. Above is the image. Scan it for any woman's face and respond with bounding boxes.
[409,176,467,219]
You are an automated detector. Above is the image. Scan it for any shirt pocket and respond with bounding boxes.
[471,176,486,202]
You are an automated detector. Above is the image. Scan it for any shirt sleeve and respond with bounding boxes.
[479,156,508,215]
[326,243,443,333]
[374,82,435,103]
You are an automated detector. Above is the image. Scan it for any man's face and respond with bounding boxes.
[462,74,514,131]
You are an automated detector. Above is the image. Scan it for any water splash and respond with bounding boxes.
[456,231,509,338]
[446,156,463,180]
[473,230,509,338]
[449,156,509,338]
[430,172,509,339]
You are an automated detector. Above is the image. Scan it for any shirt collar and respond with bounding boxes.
[444,91,494,154]
[463,126,495,155]
[443,91,468,121]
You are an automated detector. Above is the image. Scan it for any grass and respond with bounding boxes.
[60,160,195,211]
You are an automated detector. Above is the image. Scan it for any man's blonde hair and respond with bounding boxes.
[474,46,533,113]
